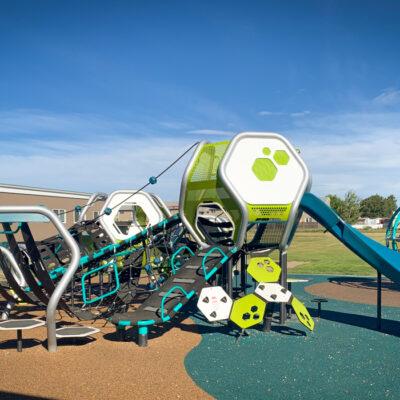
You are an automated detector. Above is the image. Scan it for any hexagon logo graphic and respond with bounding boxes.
[252,158,278,181]
[273,150,290,165]
[229,293,266,329]
[250,147,291,182]
[197,286,233,322]
[247,257,281,283]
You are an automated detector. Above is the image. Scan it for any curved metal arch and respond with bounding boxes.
[0,206,80,352]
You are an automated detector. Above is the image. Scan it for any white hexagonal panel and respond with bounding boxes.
[197,286,233,322]
[255,282,292,303]
[220,132,309,207]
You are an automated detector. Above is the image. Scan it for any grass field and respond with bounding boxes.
[287,229,387,276]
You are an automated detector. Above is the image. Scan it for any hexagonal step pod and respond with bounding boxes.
[247,257,281,283]
[291,297,314,331]
[55,326,100,338]
[0,318,45,352]
[229,293,266,329]
[197,286,233,322]
[255,282,292,303]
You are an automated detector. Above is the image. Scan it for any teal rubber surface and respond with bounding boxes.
[185,275,400,400]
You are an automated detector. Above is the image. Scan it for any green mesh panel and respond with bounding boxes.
[134,206,148,228]
[184,141,243,245]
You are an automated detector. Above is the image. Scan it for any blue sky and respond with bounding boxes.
[1,0,400,200]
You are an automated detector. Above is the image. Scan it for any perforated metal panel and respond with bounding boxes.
[247,221,287,248]
[180,141,244,247]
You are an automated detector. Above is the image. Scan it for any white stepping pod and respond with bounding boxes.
[197,286,233,322]
[255,282,292,303]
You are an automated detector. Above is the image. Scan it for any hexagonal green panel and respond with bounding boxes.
[247,257,281,282]
[262,147,271,156]
[291,297,314,331]
[252,158,277,181]
[273,150,290,165]
[229,294,266,329]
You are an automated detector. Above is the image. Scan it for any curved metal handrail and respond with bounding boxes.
[0,245,27,288]
[78,192,108,222]
[0,206,80,352]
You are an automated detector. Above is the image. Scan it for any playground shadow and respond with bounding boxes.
[328,276,400,292]
[0,392,52,400]
[41,336,97,349]
[270,325,306,336]
[0,338,42,350]
[103,305,314,343]
[103,306,238,343]
[308,306,400,338]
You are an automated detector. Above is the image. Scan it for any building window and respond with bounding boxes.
[93,211,99,219]
[53,209,67,223]
[305,217,313,223]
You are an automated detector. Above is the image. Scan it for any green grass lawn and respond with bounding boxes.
[287,229,387,276]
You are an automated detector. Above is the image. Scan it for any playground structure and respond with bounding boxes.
[0,131,399,351]
[386,207,400,251]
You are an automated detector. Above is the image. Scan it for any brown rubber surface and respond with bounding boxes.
[0,308,211,400]
[305,277,400,307]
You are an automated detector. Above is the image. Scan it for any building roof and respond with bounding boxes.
[0,183,92,199]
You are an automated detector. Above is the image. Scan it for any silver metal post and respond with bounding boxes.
[279,250,288,324]
[0,246,27,288]
[0,206,81,352]
[78,192,107,222]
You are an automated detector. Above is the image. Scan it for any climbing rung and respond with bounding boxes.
[144,306,160,313]
[185,265,199,270]
[173,278,195,284]
[158,292,181,298]
[198,252,220,257]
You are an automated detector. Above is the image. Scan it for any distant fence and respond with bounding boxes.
[298,222,324,231]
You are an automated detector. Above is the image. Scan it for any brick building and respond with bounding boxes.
[0,183,105,241]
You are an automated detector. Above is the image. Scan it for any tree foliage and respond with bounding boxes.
[383,195,397,218]
[327,191,360,224]
[360,194,398,218]
[328,192,398,222]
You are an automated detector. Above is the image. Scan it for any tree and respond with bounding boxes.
[360,194,398,218]
[328,194,342,212]
[360,194,385,218]
[328,191,360,224]
[383,195,398,218]
[342,191,361,224]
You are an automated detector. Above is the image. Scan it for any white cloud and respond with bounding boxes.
[290,110,311,117]
[0,109,136,137]
[288,111,400,198]
[0,135,198,201]
[2,108,400,203]
[187,129,234,136]
[258,110,311,118]
[0,110,201,201]
[258,111,284,116]
[158,120,191,130]
[373,88,400,106]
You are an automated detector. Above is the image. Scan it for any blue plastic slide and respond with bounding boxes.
[299,193,400,283]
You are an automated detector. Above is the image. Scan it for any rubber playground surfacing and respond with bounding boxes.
[185,275,400,400]
[0,275,399,400]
